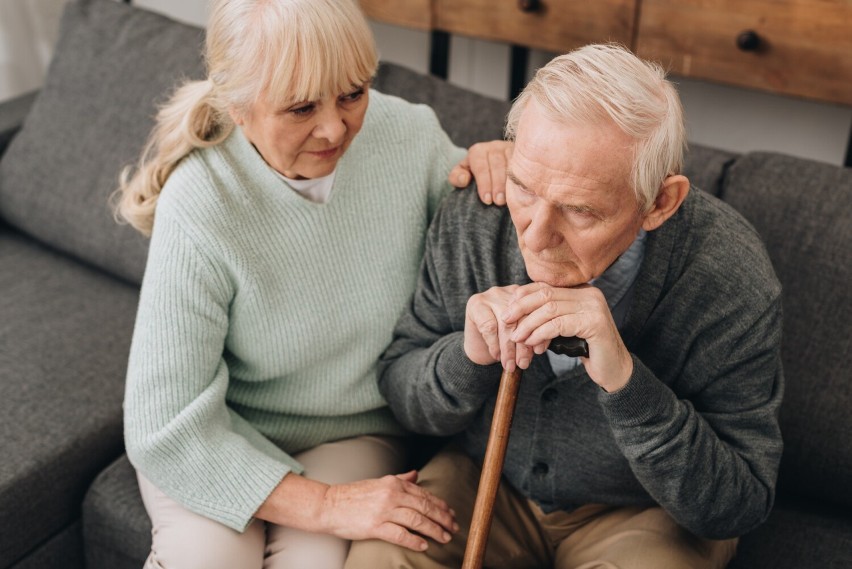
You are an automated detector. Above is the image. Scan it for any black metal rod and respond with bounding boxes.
[509,45,529,100]
[844,122,852,168]
[429,30,450,79]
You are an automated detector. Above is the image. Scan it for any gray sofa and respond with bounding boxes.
[0,1,850,568]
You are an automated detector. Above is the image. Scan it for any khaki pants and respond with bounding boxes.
[138,435,406,569]
[345,445,738,569]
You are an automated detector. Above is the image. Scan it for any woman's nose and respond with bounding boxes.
[312,107,346,144]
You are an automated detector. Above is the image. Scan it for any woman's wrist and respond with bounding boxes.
[254,472,331,532]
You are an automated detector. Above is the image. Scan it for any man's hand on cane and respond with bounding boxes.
[464,285,548,372]
[502,282,634,393]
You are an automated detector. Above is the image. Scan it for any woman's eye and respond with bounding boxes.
[291,105,314,116]
[340,88,365,103]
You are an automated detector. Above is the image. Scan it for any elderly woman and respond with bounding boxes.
[116,0,507,567]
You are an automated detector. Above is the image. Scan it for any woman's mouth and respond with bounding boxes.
[306,146,340,159]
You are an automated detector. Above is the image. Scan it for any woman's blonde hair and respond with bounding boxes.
[115,0,378,236]
[505,43,685,213]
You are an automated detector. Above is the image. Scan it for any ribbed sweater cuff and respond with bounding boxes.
[435,334,502,398]
[598,354,676,428]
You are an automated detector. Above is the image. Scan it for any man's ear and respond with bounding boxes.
[641,174,690,232]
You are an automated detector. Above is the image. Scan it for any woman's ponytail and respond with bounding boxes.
[114,79,233,236]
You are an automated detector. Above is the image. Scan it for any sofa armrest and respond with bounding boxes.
[0,90,38,158]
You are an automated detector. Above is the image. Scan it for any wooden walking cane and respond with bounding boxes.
[460,336,589,569]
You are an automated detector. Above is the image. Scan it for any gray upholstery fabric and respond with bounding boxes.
[83,456,150,569]
[0,228,138,567]
[729,498,852,569]
[683,143,737,198]
[0,91,36,158]
[723,152,852,507]
[0,0,205,285]
[9,522,84,569]
[372,62,511,149]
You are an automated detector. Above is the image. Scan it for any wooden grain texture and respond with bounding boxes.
[434,0,637,54]
[636,0,852,105]
[461,367,523,569]
[357,0,433,30]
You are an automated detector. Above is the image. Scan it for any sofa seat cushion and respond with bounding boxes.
[729,496,852,569]
[82,455,149,569]
[0,0,205,285]
[722,152,852,507]
[0,227,138,567]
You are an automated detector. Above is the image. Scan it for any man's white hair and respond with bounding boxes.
[505,43,686,213]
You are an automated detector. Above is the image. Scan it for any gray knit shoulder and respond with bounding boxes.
[681,189,781,302]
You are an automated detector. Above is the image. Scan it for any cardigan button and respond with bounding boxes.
[532,462,549,476]
[542,388,559,403]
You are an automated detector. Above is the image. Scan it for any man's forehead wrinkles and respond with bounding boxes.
[511,161,615,191]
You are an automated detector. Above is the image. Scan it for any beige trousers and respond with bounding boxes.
[345,445,738,569]
[138,435,407,569]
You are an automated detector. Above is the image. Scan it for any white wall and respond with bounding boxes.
[0,0,66,101]
[2,0,849,166]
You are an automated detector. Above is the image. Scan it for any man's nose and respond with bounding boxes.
[312,107,346,144]
[524,205,563,252]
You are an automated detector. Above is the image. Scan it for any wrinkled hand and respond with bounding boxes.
[464,285,547,372]
[318,471,457,552]
[449,140,513,205]
[502,283,634,392]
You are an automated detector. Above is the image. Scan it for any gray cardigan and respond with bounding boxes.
[378,187,783,540]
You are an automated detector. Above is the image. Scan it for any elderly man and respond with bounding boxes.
[346,44,782,569]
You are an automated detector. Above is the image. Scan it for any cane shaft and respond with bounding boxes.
[461,367,523,569]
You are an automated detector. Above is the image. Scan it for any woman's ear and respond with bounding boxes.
[228,107,245,126]
[641,174,690,232]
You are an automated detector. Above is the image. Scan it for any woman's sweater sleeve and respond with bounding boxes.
[123,209,302,532]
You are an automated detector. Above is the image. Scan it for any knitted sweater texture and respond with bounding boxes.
[124,91,466,531]
[379,187,784,539]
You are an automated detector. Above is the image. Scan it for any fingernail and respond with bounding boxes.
[453,522,460,532]
[420,542,428,551]
[518,358,530,369]
[496,193,505,203]
[484,193,492,204]
[443,531,451,542]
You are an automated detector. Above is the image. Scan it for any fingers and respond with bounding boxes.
[464,285,544,370]
[468,143,493,204]
[488,145,508,206]
[457,141,514,206]
[502,283,600,348]
[395,470,419,483]
[373,475,457,551]
[448,159,471,189]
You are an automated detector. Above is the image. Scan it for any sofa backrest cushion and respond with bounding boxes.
[373,62,511,149]
[722,152,852,507]
[682,144,737,198]
[0,0,205,284]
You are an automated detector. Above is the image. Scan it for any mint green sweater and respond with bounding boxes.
[124,91,466,531]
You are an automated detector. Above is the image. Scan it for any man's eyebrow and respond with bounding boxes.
[506,169,526,189]
[561,203,605,220]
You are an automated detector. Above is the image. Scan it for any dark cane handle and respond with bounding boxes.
[549,336,589,358]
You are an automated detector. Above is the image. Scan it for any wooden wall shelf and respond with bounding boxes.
[359,0,852,107]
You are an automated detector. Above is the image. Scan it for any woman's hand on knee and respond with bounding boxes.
[319,470,458,551]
